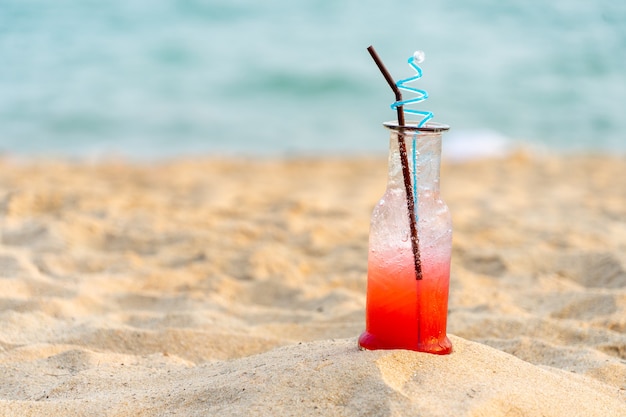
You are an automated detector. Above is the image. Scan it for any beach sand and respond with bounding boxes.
[0,152,624,416]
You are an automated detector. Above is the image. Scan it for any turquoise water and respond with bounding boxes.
[1,0,625,158]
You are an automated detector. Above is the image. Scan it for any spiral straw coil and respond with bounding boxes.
[392,51,433,128]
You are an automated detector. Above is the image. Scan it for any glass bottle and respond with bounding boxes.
[359,121,452,354]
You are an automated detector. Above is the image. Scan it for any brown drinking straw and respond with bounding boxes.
[367,45,423,280]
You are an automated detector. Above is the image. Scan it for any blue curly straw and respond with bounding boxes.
[392,53,433,128]
[392,53,433,224]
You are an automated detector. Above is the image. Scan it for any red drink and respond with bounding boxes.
[359,250,452,354]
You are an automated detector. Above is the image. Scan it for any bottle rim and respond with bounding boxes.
[383,121,450,132]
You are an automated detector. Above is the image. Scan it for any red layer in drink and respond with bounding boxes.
[359,253,452,354]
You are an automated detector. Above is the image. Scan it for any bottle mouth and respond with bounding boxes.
[383,121,450,132]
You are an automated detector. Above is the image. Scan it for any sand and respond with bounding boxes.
[0,152,624,416]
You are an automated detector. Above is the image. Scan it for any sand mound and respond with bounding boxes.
[2,337,625,416]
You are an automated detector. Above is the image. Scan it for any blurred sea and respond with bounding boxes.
[1,0,625,159]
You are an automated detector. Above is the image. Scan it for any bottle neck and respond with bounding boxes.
[387,130,442,197]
